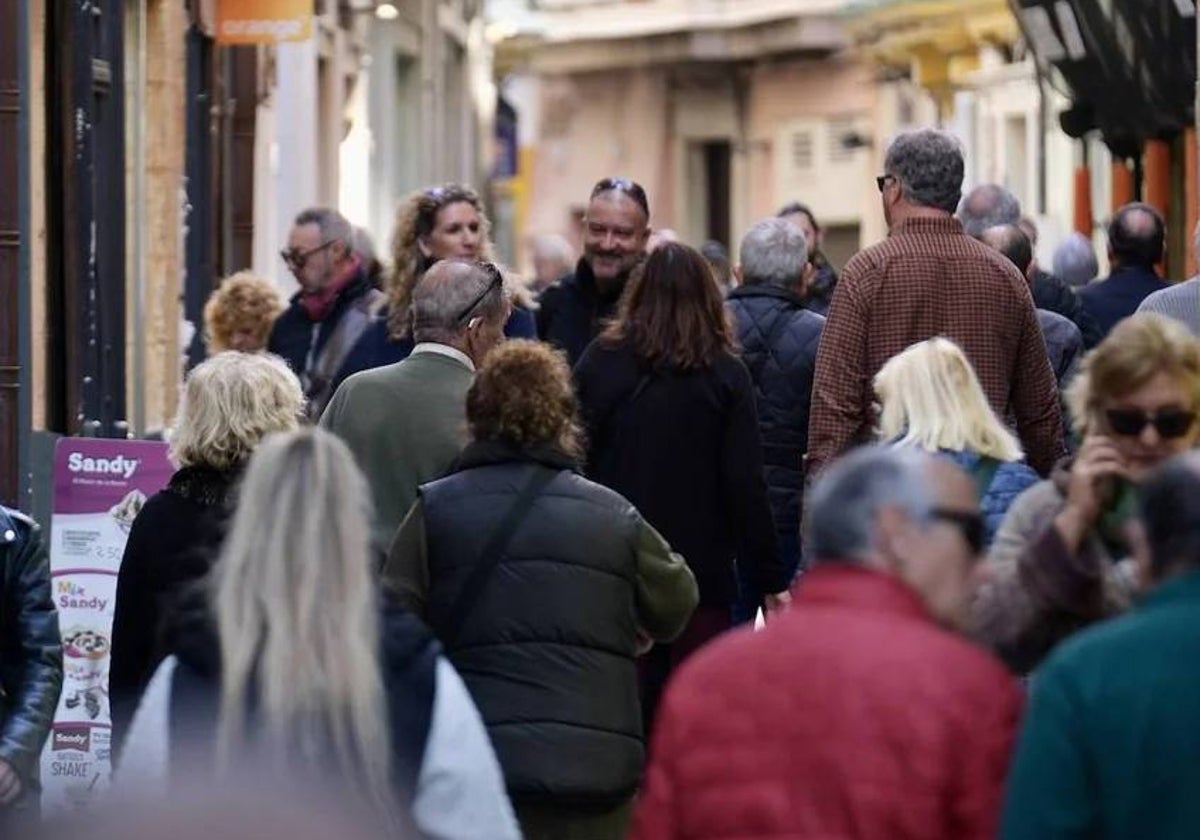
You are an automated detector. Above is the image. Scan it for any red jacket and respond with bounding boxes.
[631,565,1023,840]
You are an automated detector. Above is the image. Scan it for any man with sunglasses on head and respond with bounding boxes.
[321,260,510,554]
[269,207,384,419]
[537,178,652,366]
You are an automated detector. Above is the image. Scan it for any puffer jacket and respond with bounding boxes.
[0,507,63,796]
[938,450,1040,547]
[726,285,824,554]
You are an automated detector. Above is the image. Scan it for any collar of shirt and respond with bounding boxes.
[411,342,475,371]
[889,216,963,237]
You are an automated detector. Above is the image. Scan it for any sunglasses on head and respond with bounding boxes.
[591,177,650,217]
[455,262,504,326]
[1105,408,1197,439]
[929,508,985,556]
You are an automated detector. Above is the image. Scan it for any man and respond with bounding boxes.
[1002,453,1200,838]
[726,218,825,621]
[1080,202,1171,338]
[807,130,1064,479]
[1052,232,1100,289]
[320,260,509,552]
[778,202,839,315]
[536,178,651,365]
[1137,220,1200,336]
[0,506,62,824]
[980,224,1083,388]
[631,447,1023,840]
[958,185,1102,348]
[269,207,384,419]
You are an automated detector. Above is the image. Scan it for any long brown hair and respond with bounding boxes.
[601,241,734,370]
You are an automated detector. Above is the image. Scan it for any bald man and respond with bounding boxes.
[1080,202,1171,339]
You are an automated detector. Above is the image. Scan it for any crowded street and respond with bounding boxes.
[3,1,1200,838]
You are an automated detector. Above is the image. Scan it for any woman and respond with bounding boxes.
[118,429,520,839]
[202,272,284,354]
[777,201,839,315]
[333,184,536,391]
[975,313,1200,673]
[875,338,1040,545]
[383,340,697,840]
[110,352,304,749]
[574,242,788,729]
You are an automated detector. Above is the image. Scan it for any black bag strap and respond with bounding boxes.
[440,467,558,647]
[969,455,1002,501]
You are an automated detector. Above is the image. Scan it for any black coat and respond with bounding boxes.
[536,259,624,366]
[726,285,825,552]
[0,507,62,796]
[109,465,239,751]
[420,442,643,809]
[575,341,785,606]
[1033,269,1104,349]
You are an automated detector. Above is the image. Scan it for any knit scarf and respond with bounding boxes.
[299,256,362,322]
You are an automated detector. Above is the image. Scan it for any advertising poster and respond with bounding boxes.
[40,439,173,813]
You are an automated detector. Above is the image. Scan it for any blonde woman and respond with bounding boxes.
[202,271,284,354]
[874,337,1040,546]
[118,429,520,839]
[975,313,1200,673]
[110,352,304,750]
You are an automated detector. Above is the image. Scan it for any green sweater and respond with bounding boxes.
[1002,571,1200,839]
[320,350,474,552]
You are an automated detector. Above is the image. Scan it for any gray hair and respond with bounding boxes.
[884,130,965,215]
[807,446,933,562]
[412,260,507,343]
[530,234,573,265]
[739,218,809,289]
[293,207,354,248]
[1052,233,1099,288]
[957,184,1021,238]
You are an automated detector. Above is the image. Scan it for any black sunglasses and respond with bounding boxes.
[455,262,504,326]
[280,239,338,272]
[591,177,650,217]
[930,508,985,556]
[875,174,897,193]
[1105,408,1197,439]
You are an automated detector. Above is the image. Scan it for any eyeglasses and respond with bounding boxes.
[591,177,650,218]
[280,239,337,272]
[875,174,897,193]
[455,262,504,327]
[929,508,985,556]
[1105,408,1197,439]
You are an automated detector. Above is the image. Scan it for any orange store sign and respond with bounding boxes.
[217,0,313,45]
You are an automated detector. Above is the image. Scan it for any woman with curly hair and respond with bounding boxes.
[202,272,284,354]
[384,340,697,840]
[331,185,536,394]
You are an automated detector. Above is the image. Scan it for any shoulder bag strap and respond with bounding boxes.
[440,467,558,647]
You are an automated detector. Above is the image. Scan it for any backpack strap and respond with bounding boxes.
[969,455,1002,501]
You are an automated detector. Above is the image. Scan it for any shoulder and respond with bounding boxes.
[554,471,640,518]
[0,506,37,544]
[992,461,1042,495]
[714,351,754,388]
[1036,606,1156,687]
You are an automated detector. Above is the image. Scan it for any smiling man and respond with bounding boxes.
[536,178,652,366]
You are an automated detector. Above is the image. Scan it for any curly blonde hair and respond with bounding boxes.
[1066,313,1200,435]
[203,271,284,353]
[169,352,305,471]
[466,340,583,459]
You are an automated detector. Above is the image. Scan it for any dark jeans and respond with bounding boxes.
[732,532,801,625]
[639,605,732,739]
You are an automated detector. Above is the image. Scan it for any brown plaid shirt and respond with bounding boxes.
[807,216,1066,478]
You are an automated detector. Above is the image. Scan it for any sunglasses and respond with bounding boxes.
[455,262,504,326]
[1105,408,1197,439]
[930,508,985,556]
[280,239,337,272]
[591,177,650,218]
[875,174,897,193]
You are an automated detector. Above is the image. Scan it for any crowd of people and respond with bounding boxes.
[5,125,1200,838]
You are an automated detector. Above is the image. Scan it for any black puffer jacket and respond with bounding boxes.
[726,286,825,552]
[420,443,643,809]
[0,507,62,796]
[1033,269,1103,349]
[535,259,625,366]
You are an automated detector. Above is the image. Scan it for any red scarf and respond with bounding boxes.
[299,256,362,322]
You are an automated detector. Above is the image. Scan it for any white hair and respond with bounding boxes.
[739,218,809,289]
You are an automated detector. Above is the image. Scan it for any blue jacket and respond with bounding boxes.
[1080,265,1170,339]
[938,450,1040,546]
[726,284,824,550]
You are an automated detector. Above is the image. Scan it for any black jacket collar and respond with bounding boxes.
[727,283,807,308]
[451,439,580,475]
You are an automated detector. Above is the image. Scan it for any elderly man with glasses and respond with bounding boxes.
[269,206,384,419]
[321,260,510,554]
[537,177,652,366]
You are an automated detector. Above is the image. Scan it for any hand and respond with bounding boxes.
[1057,435,1130,551]
[763,591,792,620]
[0,759,22,806]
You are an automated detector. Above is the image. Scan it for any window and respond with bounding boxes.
[791,130,814,172]
[828,118,857,163]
